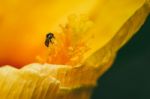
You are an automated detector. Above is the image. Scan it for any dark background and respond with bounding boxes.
[92,15,150,99]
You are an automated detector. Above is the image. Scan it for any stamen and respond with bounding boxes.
[36,14,94,66]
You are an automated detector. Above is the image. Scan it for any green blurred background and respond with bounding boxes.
[92,15,150,99]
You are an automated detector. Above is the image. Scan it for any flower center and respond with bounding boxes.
[37,15,94,66]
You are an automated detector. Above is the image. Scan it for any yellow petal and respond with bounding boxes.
[0,64,60,99]
[0,61,116,99]
[80,0,150,67]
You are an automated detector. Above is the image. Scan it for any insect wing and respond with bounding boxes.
[45,38,50,47]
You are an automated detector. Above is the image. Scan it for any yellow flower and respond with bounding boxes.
[0,0,149,99]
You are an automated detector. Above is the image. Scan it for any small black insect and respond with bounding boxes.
[45,33,55,47]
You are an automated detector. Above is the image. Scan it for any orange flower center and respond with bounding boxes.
[36,15,93,66]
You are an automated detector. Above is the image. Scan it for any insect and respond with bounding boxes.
[45,33,55,47]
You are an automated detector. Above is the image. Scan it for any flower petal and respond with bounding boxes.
[80,0,150,67]
[0,64,60,99]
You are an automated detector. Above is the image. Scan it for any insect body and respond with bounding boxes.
[45,33,55,47]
